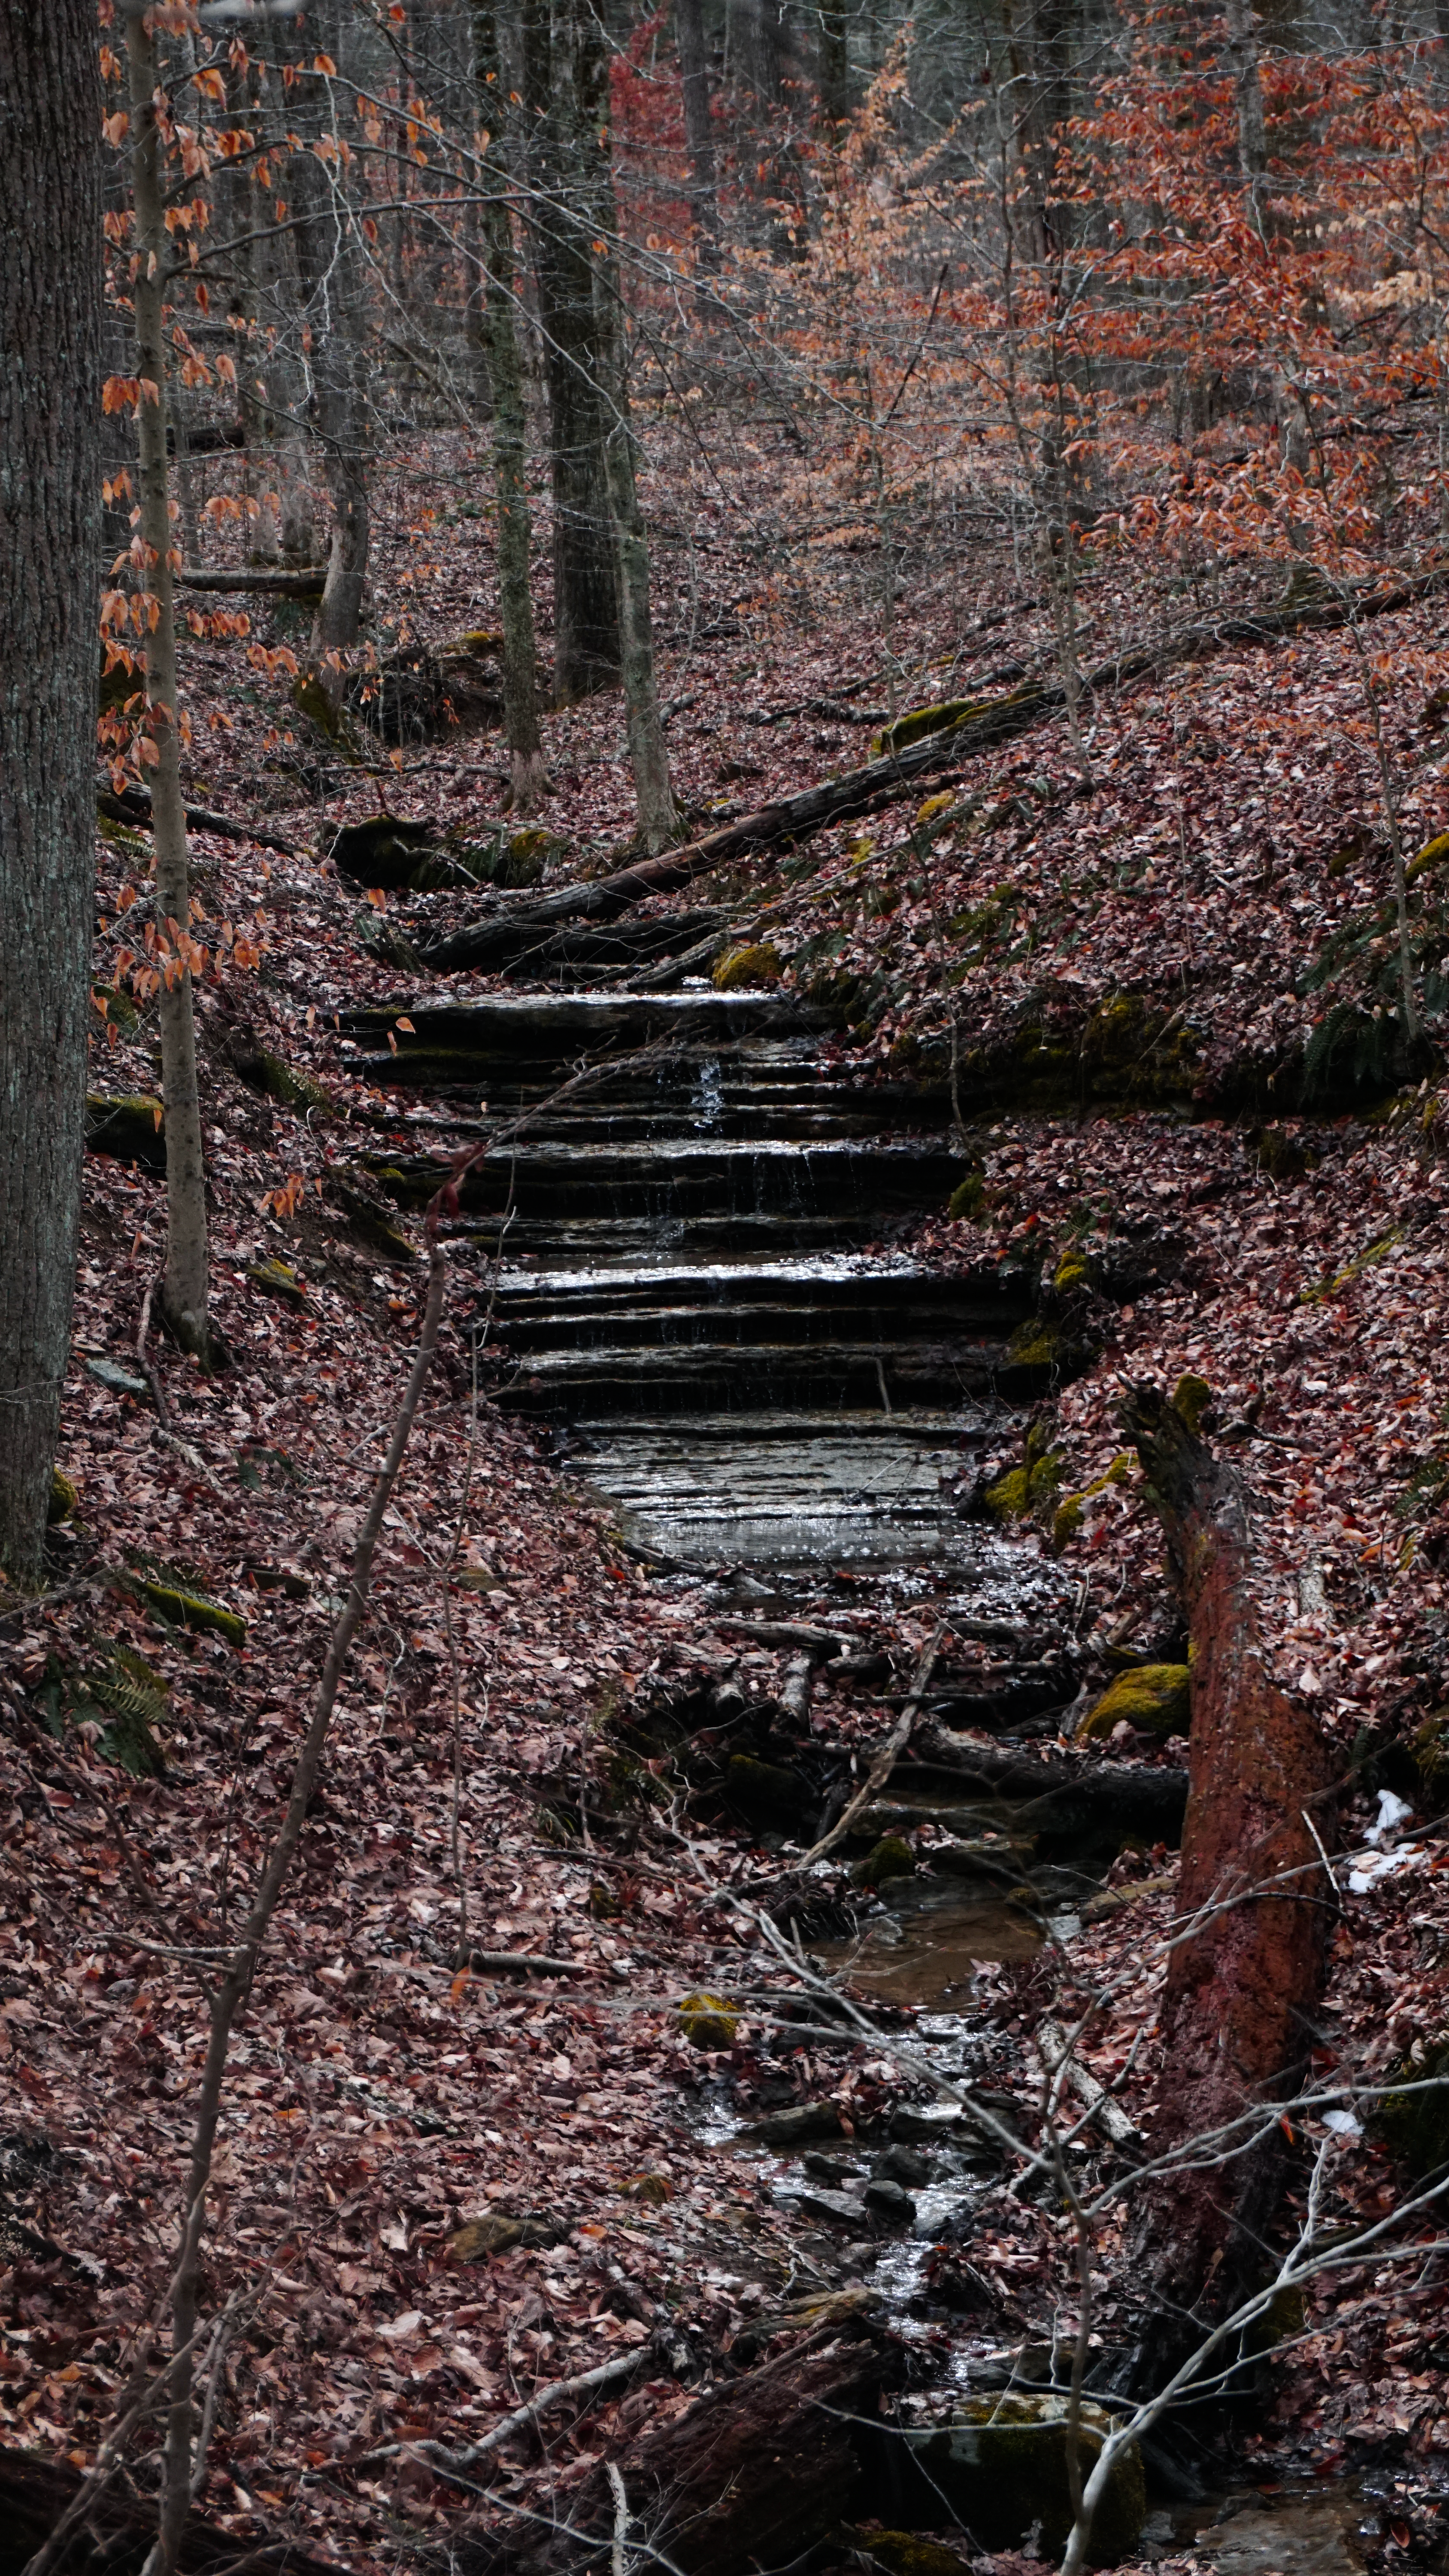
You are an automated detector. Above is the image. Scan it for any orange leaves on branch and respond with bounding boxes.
[101,110,129,148]
[102,375,141,415]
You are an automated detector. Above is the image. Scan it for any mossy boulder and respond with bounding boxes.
[852,2534,968,2576]
[713,942,783,991]
[48,1471,78,1525]
[726,1752,811,1819]
[947,1173,986,1221]
[1052,1453,1132,1552]
[258,1052,333,1113]
[1080,993,1200,1106]
[851,1834,916,1887]
[1079,1663,1191,1741]
[85,1093,166,1175]
[248,1256,308,1309]
[987,1420,1066,1522]
[1378,2038,1449,2175]
[1000,1316,1094,1386]
[901,2394,1145,2565]
[325,814,441,888]
[677,1991,740,2049]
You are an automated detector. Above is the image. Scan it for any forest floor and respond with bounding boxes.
[6,413,1449,2573]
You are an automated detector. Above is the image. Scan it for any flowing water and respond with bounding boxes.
[341,975,1381,2564]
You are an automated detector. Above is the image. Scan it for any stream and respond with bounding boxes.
[341,970,1396,2573]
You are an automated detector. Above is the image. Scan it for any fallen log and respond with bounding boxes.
[98,784,297,859]
[906,1728,1188,1846]
[1117,1385,1337,2383]
[420,560,1448,976]
[452,2326,902,2576]
[0,2441,340,2576]
[176,565,325,596]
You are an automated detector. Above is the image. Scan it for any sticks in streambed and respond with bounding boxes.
[801,1626,943,1865]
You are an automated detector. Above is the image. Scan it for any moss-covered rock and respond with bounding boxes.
[726,1751,811,1818]
[851,1834,916,1887]
[48,1470,78,1525]
[325,1170,418,1262]
[985,1465,1029,1519]
[1255,1124,1318,1182]
[325,813,440,887]
[1052,1454,1132,1552]
[85,1093,166,1175]
[947,1173,986,1221]
[677,1991,740,2048]
[1079,1663,1191,1741]
[1000,1316,1094,1385]
[248,1256,308,1309]
[1378,2038,1449,2175]
[902,2394,1145,2566]
[258,1052,333,1113]
[852,2533,968,2576]
[713,942,783,991]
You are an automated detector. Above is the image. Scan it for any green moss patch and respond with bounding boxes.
[1080,1662,1191,1741]
[713,942,783,990]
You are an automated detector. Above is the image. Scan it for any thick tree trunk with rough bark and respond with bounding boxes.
[0,0,101,1581]
[127,6,219,1366]
[522,0,620,702]
[472,0,546,808]
[1119,1386,1336,2378]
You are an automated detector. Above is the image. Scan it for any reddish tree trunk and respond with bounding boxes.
[1120,1388,1336,2373]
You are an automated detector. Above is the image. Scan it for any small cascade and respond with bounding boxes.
[340,986,1036,1579]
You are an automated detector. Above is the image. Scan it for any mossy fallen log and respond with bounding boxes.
[455,2328,903,2576]
[421,560,1449,976]
[85,1092,166,1174]
[0,2438,339,2574]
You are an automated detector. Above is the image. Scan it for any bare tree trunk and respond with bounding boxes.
[817,0,849,123]
[1222,0,1269,230]
[473,0,546,808]
[573,0,677,846]
[290,32,370,699]
[0,0,101,1580]
[676,0,721,264]
[127,5,218,1368]
[1119,1386,1335,2383]
[522,0,621,702]
[601,301,678,848]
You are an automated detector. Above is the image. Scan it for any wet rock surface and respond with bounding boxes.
[341,987,1047,1569]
